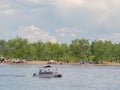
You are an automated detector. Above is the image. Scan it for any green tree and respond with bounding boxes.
[70,38,90,61]
[91,40,113,63]
[0,39,7,57]
[112,43,120,62]
[6,37,29,59]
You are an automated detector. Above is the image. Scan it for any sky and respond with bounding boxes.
[0,0,120,44]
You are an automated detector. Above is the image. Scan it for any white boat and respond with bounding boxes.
[33,65,62,78]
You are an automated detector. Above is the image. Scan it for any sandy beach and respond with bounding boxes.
[1,59,120,66]
[20,61,120,66]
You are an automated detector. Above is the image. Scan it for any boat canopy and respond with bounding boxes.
[43,65,51,68]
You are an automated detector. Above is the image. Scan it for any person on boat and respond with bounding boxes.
[39,69,42,74]
[48,69,50,72]
[53,69,58,75]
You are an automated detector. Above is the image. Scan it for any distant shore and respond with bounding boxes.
[18,60,120,66]
[1,60,120,66]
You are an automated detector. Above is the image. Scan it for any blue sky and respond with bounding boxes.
[0,0,120,44]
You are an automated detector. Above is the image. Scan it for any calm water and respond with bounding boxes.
[0,64,120,90]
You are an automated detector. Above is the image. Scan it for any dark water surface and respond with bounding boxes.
[0,64,120,90]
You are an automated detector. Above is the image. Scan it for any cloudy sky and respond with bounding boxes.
[0,0,120,44]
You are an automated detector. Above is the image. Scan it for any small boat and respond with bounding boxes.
[33,65,62,78]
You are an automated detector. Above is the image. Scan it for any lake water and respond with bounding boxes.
[0,64,120,90]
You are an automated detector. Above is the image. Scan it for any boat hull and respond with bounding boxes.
[33,73,62,78]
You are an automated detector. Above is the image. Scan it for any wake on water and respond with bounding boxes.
[0,74,32,77]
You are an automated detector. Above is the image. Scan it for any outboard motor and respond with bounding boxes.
[57,74,62,78]
[33,73,36,76]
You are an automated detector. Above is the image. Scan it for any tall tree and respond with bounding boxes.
[70,38,90,60]
[112,43,120,62]
[6,37,29,59]
[91,40,113,63]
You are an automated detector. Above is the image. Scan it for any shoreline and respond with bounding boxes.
[1,60,120,66]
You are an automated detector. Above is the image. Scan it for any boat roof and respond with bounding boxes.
[43,65,51,68]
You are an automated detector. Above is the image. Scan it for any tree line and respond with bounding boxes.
[0,37,120,63]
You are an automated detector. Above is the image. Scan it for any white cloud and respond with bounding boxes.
[0,3,15,15]
[1,0,120,43]
[26,0,41,3]
[0,3,10,9]
[16,25,57,43]
[56,27,82,37]
[71,33,76,37]
[53,0,120,35]
[18,0,49,4]
[15,0,110,24]
[54,0,109,23]
[0,9,15,15]
[59,33,65,37]
[16,0,120,24]
[54,0,85,8]
[56,27,82,33]
[98,33,120,42]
